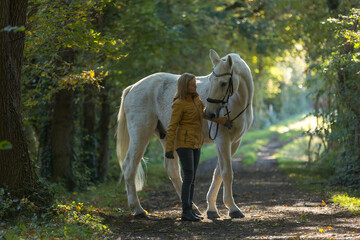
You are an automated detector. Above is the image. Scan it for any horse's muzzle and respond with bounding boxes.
[204,109,218,119]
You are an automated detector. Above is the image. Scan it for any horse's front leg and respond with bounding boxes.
[218,141,245,218]
[206,162,222,218]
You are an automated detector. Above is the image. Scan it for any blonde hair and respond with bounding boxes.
[174,73,195,100]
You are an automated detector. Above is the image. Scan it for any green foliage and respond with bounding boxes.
[21,0,124,188]
[24,0,119,87]
[106,0,227,91]
[0,199,111,239]
[1,25,25,32]
[332,193,360,214]
[0,188,14,219]
[0,141,12,150]
[18,0,359,205]
[221,0,311,128]
[0,181,53,222]
[302,7,360,188]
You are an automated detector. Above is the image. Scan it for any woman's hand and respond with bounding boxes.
[224,119,232,129]
[165,151,174,159]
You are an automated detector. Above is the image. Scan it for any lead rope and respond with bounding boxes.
[208,103,250,140]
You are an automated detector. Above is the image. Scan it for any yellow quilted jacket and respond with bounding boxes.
[165,93,227,152]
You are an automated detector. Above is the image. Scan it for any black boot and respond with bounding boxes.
[189,185,203,220]
[181,209,200,222]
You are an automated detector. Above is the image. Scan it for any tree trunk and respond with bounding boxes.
[39,108,53,179]
[82,84,97,182]
[97,82,110,182]
[51,89,76,190]
[49,45,76,190]
[0,0,38,197]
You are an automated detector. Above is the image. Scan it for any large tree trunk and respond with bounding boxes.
[97,82,110,182]
[51,89,76,190]
[82,84,97,182]
[0,0,38,197]
[50,46,76,190]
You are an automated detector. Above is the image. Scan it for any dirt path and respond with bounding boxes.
[107,135,360,239]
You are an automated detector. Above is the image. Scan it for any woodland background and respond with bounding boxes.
[0,0,359,231]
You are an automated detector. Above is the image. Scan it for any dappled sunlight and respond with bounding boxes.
[277,137,309,162]
[270,114,318,134]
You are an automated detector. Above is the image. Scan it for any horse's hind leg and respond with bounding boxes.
[123,119,156,217]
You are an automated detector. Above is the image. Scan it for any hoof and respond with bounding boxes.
[134,212,148,219]
[229,210,245,219]
[207,211,220,219]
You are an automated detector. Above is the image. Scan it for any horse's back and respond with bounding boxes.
[123,72,179,125]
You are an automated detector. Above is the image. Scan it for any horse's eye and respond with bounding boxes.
[221,82,227,87]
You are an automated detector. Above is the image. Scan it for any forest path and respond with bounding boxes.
[107,135,360,239]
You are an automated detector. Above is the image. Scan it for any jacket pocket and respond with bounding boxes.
[184,130,187,144]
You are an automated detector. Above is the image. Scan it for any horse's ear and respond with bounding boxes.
[209,49,220,66]
[227,55,233,69]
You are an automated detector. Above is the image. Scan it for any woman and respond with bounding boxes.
[165,73,231,221]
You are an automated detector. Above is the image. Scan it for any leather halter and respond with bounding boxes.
[206,69,233,104]
[206,68,249,140]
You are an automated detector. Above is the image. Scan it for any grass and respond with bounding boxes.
[332,194,360,214]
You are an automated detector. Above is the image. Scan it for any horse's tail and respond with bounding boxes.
[116,86,145,191]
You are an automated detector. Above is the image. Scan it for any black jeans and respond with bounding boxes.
[176,148,200,211]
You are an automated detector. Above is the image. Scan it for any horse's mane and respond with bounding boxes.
[222,53,254,102]
[221,53,243,75]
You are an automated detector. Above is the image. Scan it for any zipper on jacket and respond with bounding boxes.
[192,97,201,121]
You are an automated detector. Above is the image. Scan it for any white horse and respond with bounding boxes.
[116,49,254,219]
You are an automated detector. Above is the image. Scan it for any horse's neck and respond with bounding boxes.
[237,74,254,107]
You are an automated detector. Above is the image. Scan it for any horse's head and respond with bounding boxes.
[204,49,239,119]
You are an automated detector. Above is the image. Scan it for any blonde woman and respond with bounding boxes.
[165,73,231,221]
